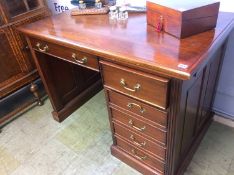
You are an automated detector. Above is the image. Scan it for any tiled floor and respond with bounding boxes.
[0,91,234,175]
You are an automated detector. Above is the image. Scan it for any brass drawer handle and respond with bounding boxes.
[128,119,146,132]
[72,53,88,64]
[127,103,145,114]
[120,79,141,92]
[131,149,147,161]
[36,43,49,52]
[130,134,146,147]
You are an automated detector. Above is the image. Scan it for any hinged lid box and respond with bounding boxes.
[146,0,220,38]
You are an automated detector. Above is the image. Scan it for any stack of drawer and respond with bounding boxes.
[100,61,170,175]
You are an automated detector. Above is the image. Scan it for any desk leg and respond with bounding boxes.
[30,82,43,106]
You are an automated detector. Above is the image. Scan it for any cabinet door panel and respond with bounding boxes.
[0,30,21,84]
[2,0,41,20]
[27,0,40,10]
[180,71,204,155]
[198,50,222,128]
[4,0,27,18]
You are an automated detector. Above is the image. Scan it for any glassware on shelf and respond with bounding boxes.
[79,0,86,9]
[95,0,102,9]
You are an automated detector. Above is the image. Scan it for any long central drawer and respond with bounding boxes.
[30,38,99,72]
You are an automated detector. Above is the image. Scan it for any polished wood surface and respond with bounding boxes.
[146,1,220,38]
[19,11,234,175]
[108,90,168,129]
[116,136,165,174]
[31,38,100,72]
[111,107,167,145]
[147,0,220,12]
[19,12,234,80]
[101,61,169,109]
[114,122,166,160]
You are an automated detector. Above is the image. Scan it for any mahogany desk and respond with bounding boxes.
[19,12,234,175]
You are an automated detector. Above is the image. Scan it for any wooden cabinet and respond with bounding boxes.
[0,0,50,125]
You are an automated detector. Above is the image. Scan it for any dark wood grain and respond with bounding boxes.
[30,38,100,72]
[18,11,234,175]
[111,107,167,146]
[116,136,165,173]
[114,122,166,160]
[18,12,234,80]
[0,0,49,126]
[108,90,168,129]
[146,1,220,38]
[101,61,169,109]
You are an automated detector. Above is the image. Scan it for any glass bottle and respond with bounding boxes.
[118,7,128,20]
[95,0,102,9]
[109,6,117,20]
[79,0,86,9]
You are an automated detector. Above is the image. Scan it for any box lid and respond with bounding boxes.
[147,0,220,21]
[147,0,220,12]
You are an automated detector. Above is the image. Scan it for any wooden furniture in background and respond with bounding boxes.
[19,12,234,175]
[0,0,50,126]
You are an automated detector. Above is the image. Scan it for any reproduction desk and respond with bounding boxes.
[19,12,234,175]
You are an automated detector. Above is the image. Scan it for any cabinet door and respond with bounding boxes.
[2,0,42,21]
[0,29,22,93]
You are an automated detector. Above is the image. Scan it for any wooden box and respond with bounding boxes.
[146,0,220,38]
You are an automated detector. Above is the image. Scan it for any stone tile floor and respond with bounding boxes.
[0,91,234,175]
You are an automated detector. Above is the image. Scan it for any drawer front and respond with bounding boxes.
[114,122,166,160]
[108,90,168,129]
[30,38,99,71]
[101,61,169,109]
[116,136,165,174]
[111,107,167,145]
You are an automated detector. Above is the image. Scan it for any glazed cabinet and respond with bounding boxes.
[0,0,50,126]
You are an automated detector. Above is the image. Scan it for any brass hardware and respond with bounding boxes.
[120,79,140,92]
[36,43,49,52]
[72,53,88,64]
[127,103,145,114]
[128,119,146,132]
[130,135,146,147]
[131,149,147,160]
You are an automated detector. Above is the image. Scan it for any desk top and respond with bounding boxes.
[19,12,234,80]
